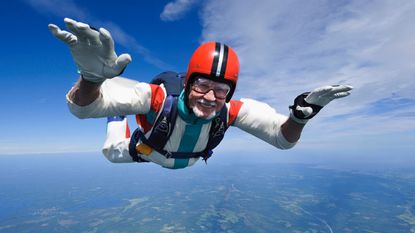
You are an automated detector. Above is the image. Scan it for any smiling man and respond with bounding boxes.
[49,18,352,169]
[188,77,230,119]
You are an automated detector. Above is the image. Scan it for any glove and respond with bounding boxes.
[289,84,353,124]
[48,18,132,83]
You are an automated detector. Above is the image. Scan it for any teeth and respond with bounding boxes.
[197,99,216,108]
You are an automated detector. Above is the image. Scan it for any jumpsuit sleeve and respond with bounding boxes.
[102,116,134,163]
[232,98,297,150]
[66,77,153,119]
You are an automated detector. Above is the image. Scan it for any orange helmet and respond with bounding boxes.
[185,42,239,102]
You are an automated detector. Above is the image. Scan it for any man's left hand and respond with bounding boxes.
[289,85,353,124]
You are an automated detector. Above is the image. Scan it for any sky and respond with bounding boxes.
[0,0,414,167]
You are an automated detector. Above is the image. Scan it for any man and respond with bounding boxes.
[48,18,353,169]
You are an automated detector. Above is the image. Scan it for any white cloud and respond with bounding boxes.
[25,0,87,19]
[160,0,198,21]
[199,0,415,146]
[24,0,172,70]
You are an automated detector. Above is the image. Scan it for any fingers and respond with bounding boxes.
[313,84,353,94]
[315,86,333,93]
[103,53,132,77]
[64,18,79,36]
[77,22,101,45]
[116,53,132,68]
[305,84,353,106]
[99,28,115,55]
[48,23,77,45]
[312,85,353,98]
[330,84,353,93]
[64,18,101,45]
[333,91,351,99]
[330,85,353,99]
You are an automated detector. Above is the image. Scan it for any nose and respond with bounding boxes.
[203,89,216,101]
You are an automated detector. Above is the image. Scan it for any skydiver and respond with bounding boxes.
[48,18,353,169]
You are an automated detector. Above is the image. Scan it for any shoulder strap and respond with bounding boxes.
[143,95,178,151]
[201,106,229,161]
[129,95,178,162]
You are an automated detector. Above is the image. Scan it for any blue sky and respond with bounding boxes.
[1,0,414,167]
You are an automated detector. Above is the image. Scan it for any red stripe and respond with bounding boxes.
[125,121,131,138]
[134,84,166,133]
[135,114,152,134]
[228,100,243,125]
[149,84,166,112]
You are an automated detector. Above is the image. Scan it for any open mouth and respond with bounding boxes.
[196,99,217,109]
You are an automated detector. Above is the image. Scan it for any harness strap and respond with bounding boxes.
[200,106,229,162]
[128,129,150,163]
[145,95,178,152]
[134,129,209,159]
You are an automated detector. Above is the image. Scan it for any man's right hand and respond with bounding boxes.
[48,18,132,83]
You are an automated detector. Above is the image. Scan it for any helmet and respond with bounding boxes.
[185,41,239,102]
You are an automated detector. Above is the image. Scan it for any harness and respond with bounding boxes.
[128,71,230,163]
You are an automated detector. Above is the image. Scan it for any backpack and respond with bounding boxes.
[128,71,229,163]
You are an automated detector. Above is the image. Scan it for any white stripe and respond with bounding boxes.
[215,43,224,77]
[193,123,211,151]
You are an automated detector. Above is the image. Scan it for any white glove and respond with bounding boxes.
[289,84,353,124]
[48,18,132,83]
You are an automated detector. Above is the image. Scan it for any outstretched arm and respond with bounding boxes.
[232,84,353,149]
[232,99,297,149]
[49,18,156,118]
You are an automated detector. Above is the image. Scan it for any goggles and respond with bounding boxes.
[192,77,231,99]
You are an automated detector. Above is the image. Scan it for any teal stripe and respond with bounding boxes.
[145,110,157,125]
[178,124,203,152]
[173,159,189,169]
[173,121,204,169]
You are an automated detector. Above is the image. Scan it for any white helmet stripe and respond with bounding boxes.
[215,43,225,77]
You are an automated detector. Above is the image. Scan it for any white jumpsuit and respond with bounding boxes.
[67,77,296,169]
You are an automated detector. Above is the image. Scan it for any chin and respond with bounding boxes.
[192,106,217,120]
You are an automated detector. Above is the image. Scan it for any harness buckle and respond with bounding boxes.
[136,143,153,156]
[165,151,172,159]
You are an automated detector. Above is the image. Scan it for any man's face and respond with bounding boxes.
[187,77,231,119]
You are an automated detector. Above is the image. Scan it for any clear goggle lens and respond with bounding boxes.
[192,78,231,99]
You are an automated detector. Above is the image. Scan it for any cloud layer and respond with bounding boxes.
[199,0,415,148]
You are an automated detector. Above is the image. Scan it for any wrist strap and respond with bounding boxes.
[289,111,308,124]
[289,92,323,120]
[80,75,104,85]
